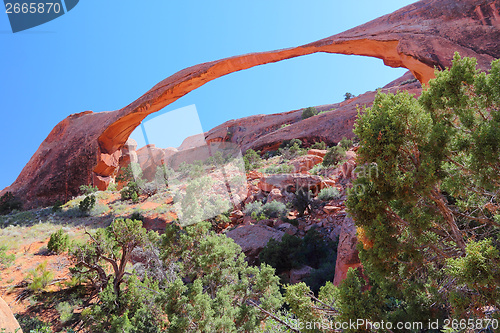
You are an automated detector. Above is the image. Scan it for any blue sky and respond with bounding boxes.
[0,0,415,191]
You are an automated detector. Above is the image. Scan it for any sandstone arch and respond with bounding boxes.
[3,0,500,208]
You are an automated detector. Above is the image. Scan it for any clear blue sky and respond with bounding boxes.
[0,0,415,191]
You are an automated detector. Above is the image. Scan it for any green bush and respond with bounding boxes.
[78,194,96,215]
[245,200,288,219]
[322,145,345,167]
[15,315,52,333]
[121,181,141,202]
[243,149,262,170]
[310,141,327,150]
[107,183,118,192]
[301,107,318,120]
[27,261,55,293]
[48,229,69,254]
[140,182,158,197]
[56,301,75,324]
[244,201,263,216]
[278,139,305,160]
[309,163,325,175]
[339,137,353,150]
[0,192,23,215]
[292,188,313,217]
[259,234,304,273]
[51,200,63,212]
[259,229,337,283]
[317,187,341,201]
[261,201,288,218]
[79,184,98,195]
[130,211,144,221]
[261,164,294,174]
[116,162,143,183]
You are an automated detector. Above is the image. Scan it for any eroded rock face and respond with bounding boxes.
[3,0,500,208]
[226,225,284,264]
[333,216,361,286]
[259,174,324,194]
[0,297,22,333]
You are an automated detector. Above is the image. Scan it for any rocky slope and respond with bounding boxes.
[2,0,500,208]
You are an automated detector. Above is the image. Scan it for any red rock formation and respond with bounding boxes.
[226,225,285,264]
[3,0,500,207]
[0,297,22,333]
[333,216,362,286]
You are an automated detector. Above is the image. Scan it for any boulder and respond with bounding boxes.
[323,206,341,214]
[230,210,244,223]
[290,155,323,173]
[226,225,284,264]
[277,222,298,236]
[259,174,323,194]
[289,265,314,284]
[307,149,327,158]
[267,188,284,203]
[0,297,22,333]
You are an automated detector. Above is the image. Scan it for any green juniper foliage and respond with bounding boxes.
[345,54,500,322]
[47,229,69,254]
[301,107,319,120]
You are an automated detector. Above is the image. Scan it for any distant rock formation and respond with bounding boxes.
[3,0,499,208]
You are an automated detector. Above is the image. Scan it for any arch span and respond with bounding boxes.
[5,0,500,208]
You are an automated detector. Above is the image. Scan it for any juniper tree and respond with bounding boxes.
[346,53,500,322]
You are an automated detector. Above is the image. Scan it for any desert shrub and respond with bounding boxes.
[243,149,262,170]
[322,145,345,167]
[317,187,341,201]
[261,164,294,174]
[79,184,98,195]
[154,165,173,188]
[259,234,304,273]
[78,195,96,215]
[292,188,314,217]
[51,200,63,212]
[244,201,263,216]
[0,192,23,215]
[310,141,327,150]
[245,200,288,219]
[27,261,55,292]
[260,229,338,292]
[301,107,318,120]
[338,137,353,150]
[107,183,118,191]
[140,182,158,197]
[130,211,144,221]
[278,139,305,160]
[116,162,143,183]
[308,163,325,175]
[261,201,288,218]
[121,181,141,202]
[56,301,75,324]
[90,203,109,216]
[48,229,69,254]
[15,315,52,333]
[0,245,15,268]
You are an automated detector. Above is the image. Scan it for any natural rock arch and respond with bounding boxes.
[3,0,500,207]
